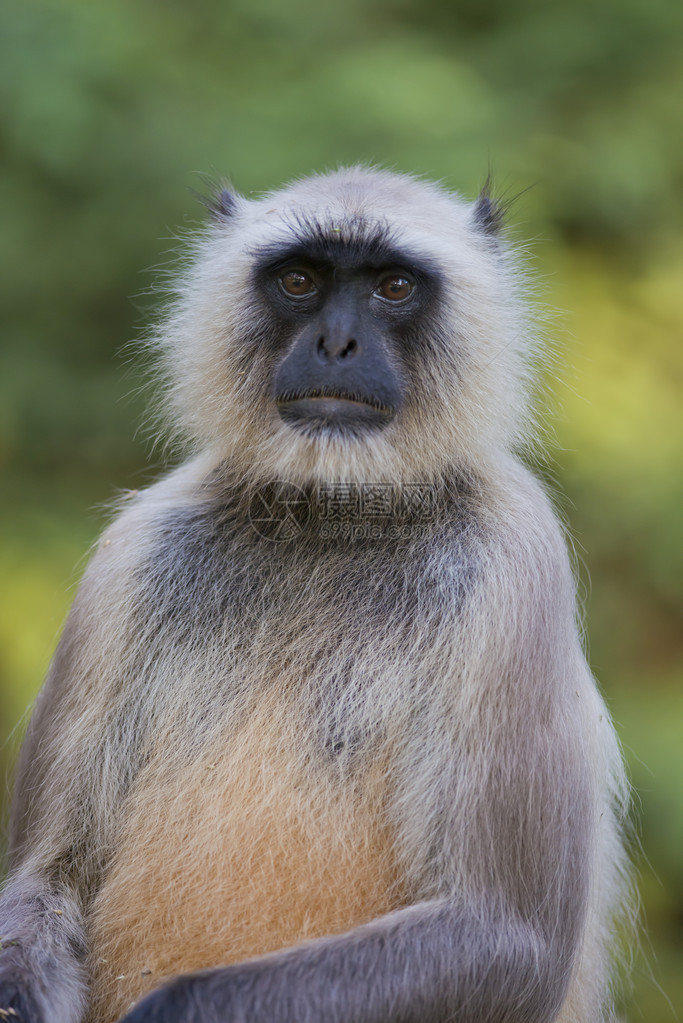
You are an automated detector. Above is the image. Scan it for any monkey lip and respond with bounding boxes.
[276,392,395,430]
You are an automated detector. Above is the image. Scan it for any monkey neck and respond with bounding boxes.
[199,460,482,541]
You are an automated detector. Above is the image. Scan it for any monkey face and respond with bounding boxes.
[269,266,409,437]
[250,237,445,440]
[156,168,537,485]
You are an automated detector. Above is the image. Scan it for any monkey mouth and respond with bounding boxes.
[275,389,395,432]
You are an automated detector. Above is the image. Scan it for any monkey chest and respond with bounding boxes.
[86,698,402,1022]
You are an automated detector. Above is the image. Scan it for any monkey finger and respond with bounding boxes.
[0,978,44,1023]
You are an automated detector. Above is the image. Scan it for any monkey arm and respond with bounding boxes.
[0,874,88,1023]
[0,627,111,1023]
[0,514,153,1023]
[116,893,577,1023]
[0,610,94,1023]
[0,480,224,1023]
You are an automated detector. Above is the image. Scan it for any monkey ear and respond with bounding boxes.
[472,187,504,237]
[206,187,240,223]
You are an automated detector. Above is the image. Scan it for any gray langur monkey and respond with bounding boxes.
[0,167,631,1023]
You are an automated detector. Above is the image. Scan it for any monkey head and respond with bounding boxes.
[154,167,539,485]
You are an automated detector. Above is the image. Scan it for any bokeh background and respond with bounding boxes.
[1,0,681,1018]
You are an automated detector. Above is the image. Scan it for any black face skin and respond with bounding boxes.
[251,228,442,437]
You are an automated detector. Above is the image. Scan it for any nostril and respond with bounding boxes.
[339,339,358,360]
[316,336,358,362]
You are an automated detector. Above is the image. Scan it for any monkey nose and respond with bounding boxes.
[316,336,359,363]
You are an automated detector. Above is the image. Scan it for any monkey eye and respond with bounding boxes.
[374,275,414,302]
[279,270,317,297]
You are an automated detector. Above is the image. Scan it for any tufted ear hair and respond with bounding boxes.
[473,178,504,237]
[191,179,242,223]
[205,187,240,222]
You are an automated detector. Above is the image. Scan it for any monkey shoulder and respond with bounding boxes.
[445,459,574,594]
[7,468,220,864]
[69,460,226,624]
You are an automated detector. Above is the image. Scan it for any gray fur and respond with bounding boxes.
[0,168,630,1023]
[0,876,88,1023]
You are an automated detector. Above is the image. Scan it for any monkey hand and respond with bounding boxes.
[118,975,209,1023]
[118,960,319,1023]
[117,955,326,1023]
[0,971,47,1023]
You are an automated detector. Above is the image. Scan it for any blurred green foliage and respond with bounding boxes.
[1,1,681,1018]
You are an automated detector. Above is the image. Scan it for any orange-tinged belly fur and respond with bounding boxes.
[86,701,402,1022]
